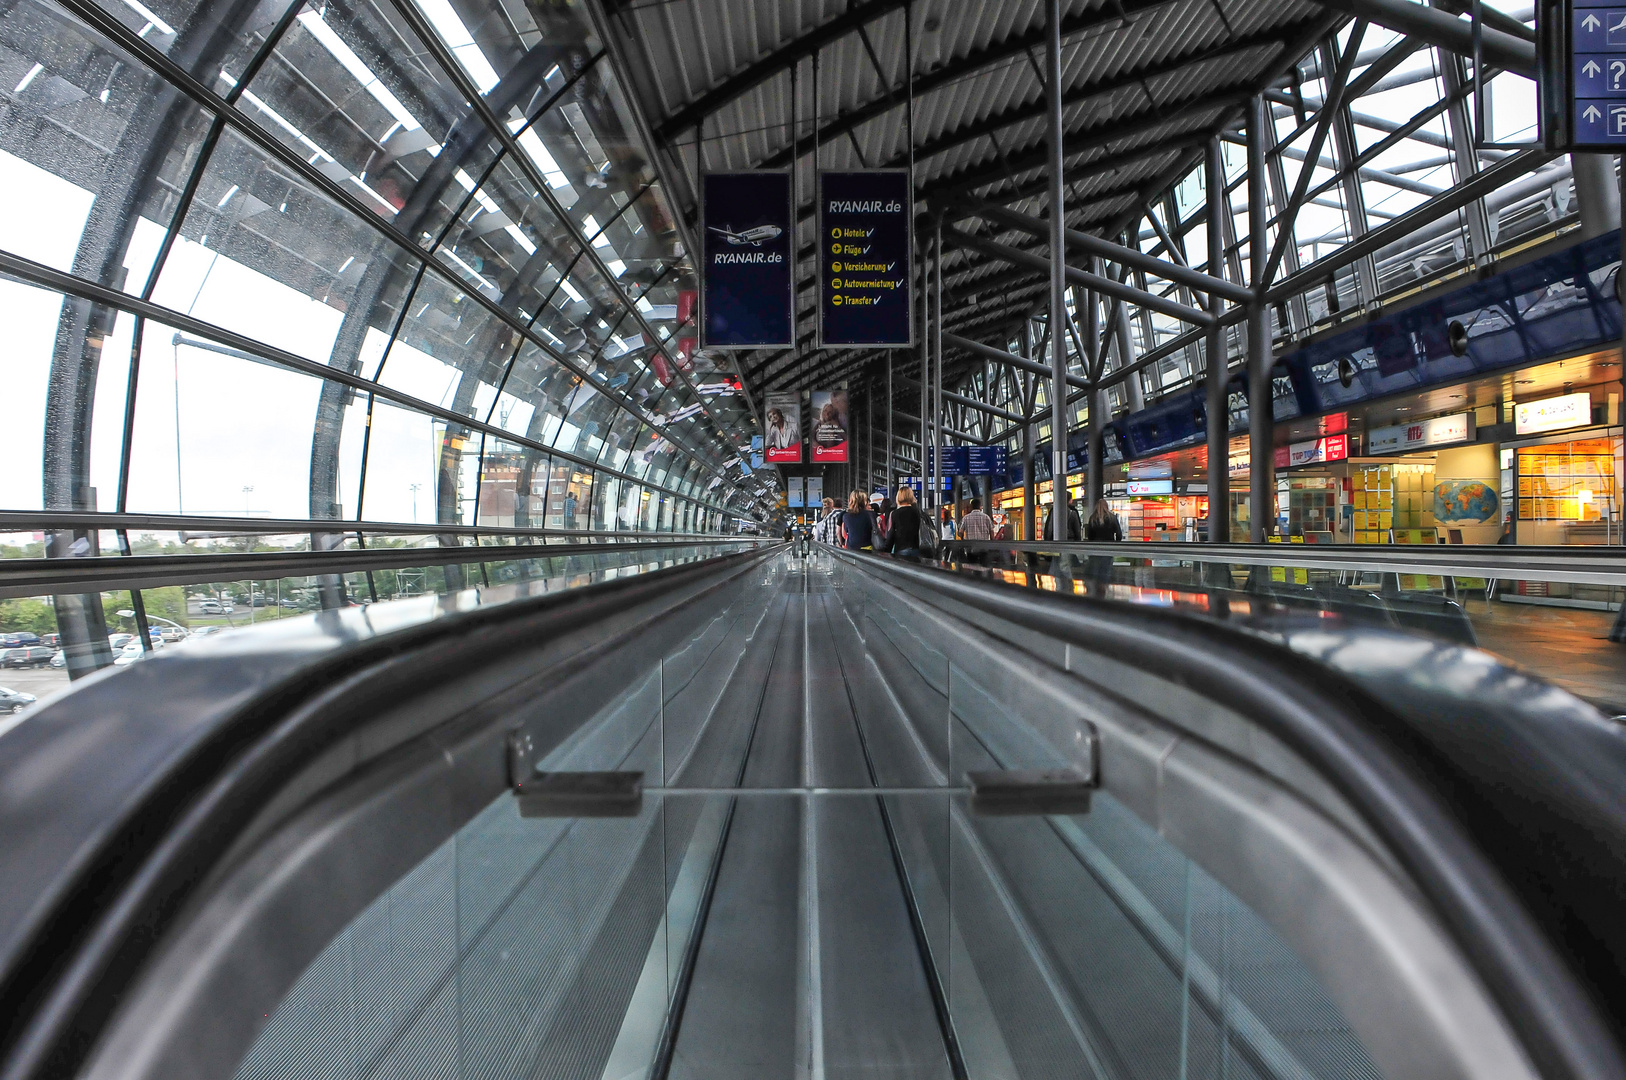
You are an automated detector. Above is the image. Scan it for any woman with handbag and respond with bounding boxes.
[842,490,878,551]
[885,486,926,558]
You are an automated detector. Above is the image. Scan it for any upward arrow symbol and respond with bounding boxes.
[1586,104,1604,121]
[1584,13,1602,30]
[1586,59,1603,76]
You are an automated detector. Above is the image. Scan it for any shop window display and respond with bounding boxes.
[1517,436,1622,545]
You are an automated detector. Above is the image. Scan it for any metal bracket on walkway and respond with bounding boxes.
[509,730,644,817]
[967,768,1094,816]
[516,771,645,818]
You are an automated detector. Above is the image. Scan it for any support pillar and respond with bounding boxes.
[1045,0,1068,541]
[1573,153,1620,240]
[1247,95,1274,543]
[1205,137,1231,546]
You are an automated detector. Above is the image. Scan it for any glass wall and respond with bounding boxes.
[0,0,764,536]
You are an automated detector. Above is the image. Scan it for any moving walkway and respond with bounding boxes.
[0,545,1622,1080]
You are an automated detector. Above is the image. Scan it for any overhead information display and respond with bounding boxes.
[1570,0,1626,145]
[817,170,913,347]
[702,171,794,348]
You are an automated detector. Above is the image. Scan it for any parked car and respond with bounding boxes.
[191,626,228,637]
[2,646,56,669]
[279,599,300,609]
[111,643,142,666]
[0,632,40,649]
[0,686,36,714]
[198,600,224,615]
[107,633,135,651]
[49,650,65,669]
[156,626,187,642]
[39,633,59,649]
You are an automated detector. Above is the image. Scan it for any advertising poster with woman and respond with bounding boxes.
[764,391,801,463]
[811,389,849,463]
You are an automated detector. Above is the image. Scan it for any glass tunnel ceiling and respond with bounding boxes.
[0,0,778,531]
[604,0,1567,459]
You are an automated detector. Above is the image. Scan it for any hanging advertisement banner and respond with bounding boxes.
[764,391,802,463]
[805,475,824,508]
[810,389,850,462]
[701,172,794,348]
[787,476,805,508]
[817,170,913,347]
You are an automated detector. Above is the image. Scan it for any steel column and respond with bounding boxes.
[1247,95,1274,543]
[934,217,945,518]
[1205,137,1231,545]
[1046,0,1068,541]
[1572,154,1620,240]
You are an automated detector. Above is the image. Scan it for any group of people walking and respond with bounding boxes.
[790,490,1004,560]
[787,489,1123,577]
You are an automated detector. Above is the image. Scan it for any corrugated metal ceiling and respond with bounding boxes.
[599,0,1340,396]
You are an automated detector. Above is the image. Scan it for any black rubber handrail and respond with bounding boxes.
[836,549,1626,1080]
[0,546,775,1080]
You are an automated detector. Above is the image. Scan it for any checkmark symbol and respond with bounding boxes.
[887,262,895,271]
[863,246,871,254]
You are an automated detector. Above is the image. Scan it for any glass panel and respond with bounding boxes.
[0,3,217,295]
[233,0,472,244]
[0,280,131,511]
[146,125,408,365]
[124,318,331,519]
[357,397,442,524]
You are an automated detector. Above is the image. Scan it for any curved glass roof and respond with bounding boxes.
[0,0,771,532]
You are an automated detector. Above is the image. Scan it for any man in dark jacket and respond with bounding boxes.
[1042,498,1082,542]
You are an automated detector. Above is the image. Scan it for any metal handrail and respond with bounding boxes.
[0,538,767,600]
[834,548,1626,1080]
[0,509,751,541]
[944,538,1626,585]
[0,545,779,1080]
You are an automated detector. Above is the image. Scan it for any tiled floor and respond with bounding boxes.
[1464,599,1626,714]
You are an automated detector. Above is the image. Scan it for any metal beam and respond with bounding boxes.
[944,227,1215,326]
[890,34,1292,168]
[1266,147,1557,301]
[653,0,909,141]
[955,200,1255,305]
[1262,21,1367,288]
[1301,0,1535,76]
[753,0,1183,169]
[940,332,1093,390]
[925,92,1254,200]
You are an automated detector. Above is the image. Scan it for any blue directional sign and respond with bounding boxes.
[967,446,1008,476]
[1570,0,1626,147]
[925,446,970,475]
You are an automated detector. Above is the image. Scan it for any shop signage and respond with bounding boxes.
[701,171,794,348]
[968,446,1008,475]
[1126,479,1174,496]
[1278,433,1350,469]
[1368,412,1473,454]
[818,170,913,347]
[1515,392,1592,435]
